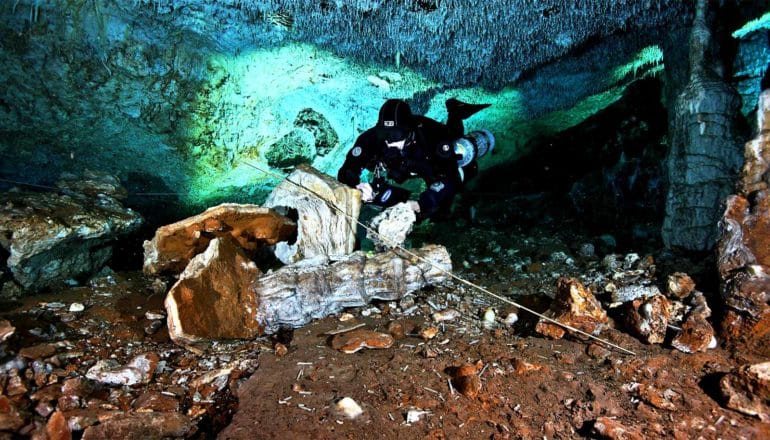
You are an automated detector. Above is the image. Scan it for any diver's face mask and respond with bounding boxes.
[379,127,413,150]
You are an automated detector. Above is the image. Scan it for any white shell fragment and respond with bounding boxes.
[336,397,363,419]
[69,303,85,312]
[432,308,461,322]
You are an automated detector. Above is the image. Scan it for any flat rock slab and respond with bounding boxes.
[0,191,142,291]
[143,203,295,275]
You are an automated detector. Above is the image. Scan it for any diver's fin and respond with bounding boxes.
[446,98,491,120]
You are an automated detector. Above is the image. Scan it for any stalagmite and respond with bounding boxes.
[662,0,744,250]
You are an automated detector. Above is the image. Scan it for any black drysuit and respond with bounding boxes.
[337,115,465,220]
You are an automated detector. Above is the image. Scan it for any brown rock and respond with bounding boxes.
[720,361,770,422]
[638,384,679,411]
[19,342,58,360]
[132,392,179,413]
[165,236,263,345]
[586,343,612,360]
[511,357,544,375]
[46,411,72,440]
[0,319,14,343]
[331,329,394,354]
[624,294,671,344]
[81,412,195,440]
[143,203,295,275]
[6,371,27,396]
[264,164,361,264]
[535,277,608,340]
[0,395,25,432]
[592,416,644,440]
[449,361,483,398]
[671,291,716,353]
[666,272,695,299]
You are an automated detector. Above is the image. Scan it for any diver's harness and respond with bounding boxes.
[368,129,496,205]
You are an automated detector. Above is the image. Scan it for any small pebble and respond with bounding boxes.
[335,397,363,419]
[69,303,85,313]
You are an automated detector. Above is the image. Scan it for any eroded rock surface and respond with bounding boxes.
[264,164,360,264]
[717,89,770,356]
[0,188,142,291]
[535,277,608,340]
[720,362,770,422]
[368,202,417,251]
[255,245,451,334]
[143,203,295,275]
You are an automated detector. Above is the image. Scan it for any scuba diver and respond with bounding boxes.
[338,98,494,221]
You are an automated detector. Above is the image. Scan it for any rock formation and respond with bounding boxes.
[0,180,142,291]
[662,0,744,250]
[143,204,295,275]
[163,237,451,344]
[535,277,608,340]
[264,164,361,264]
[717,89,770,356]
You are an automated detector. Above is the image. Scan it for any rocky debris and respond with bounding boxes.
[0,188,142,291]
[592,416,644,440]
[666,272,695,299]
[0,319,14,343]
[85,353,159,387]
[720,361,770,421]
[142,203,295,275]
[56,170,128,201]
[264,164,361,264]
[367,203,417,250]
[432,308,460,322]
[255,245,451,334]
[671,291,717,353]
[132,392,180,412]
[80,412,195,440]
[535,277,608,340]
[330,329,394,353]
[609,284,661,305]
[165,236,263,346]
[624,295,671,344]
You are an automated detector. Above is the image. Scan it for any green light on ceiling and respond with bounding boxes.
[611,45,663,83]
[733,11,770,39]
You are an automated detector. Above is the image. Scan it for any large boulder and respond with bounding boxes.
[264,164,361,264]
[164,241,450,345]
[143,203,295,275]
[0,187,142,291]
[165,236,263,346]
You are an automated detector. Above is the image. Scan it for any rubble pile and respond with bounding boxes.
[0,274,267,438]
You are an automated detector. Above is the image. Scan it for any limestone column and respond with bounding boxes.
[662,0,744,250]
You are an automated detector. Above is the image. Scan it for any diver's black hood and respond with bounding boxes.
[376,99,414,142]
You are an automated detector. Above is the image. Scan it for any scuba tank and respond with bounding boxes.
[453,130,495,180]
